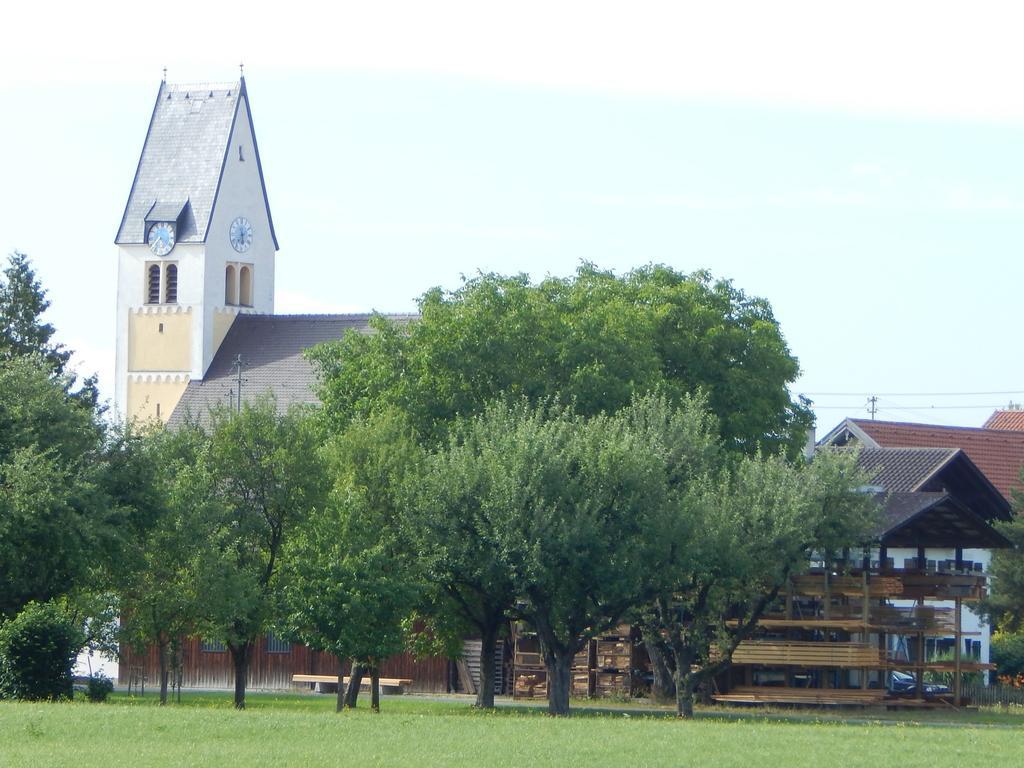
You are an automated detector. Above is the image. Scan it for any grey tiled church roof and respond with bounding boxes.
[116,80,251,245]
[167,313,416,427]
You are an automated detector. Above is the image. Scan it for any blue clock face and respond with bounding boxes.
[148,222,175,256]
[230,217,253,253]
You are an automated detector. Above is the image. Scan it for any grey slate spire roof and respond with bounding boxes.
[115,78,277,248]
[167,313,417,427]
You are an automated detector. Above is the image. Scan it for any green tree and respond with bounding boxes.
[117,424,207,705]
[196,401,329,709]
[408,413,533,708]
[982,510,1024,633]
[0,356,107,617]
[641,448,878,718]
[311,264,811,457]
[421,398,682,715]
[0,251,70,375]
[283,410,421,712]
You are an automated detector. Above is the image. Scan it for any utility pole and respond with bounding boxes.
[866,395,878,420]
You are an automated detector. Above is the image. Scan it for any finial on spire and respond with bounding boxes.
[239,62,245,78]
[162,66,167,82]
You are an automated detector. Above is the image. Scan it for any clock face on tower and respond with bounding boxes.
[229,216,253,253]
[148,222,176,256]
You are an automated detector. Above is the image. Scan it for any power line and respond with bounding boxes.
[802,389,1024,397]
[813,403,1009,410]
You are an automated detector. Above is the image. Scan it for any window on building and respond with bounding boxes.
[164,264,178,304]
[147,264,161,304]
[239,265,252,306]
[201,639,226,653]
[266,634,291,654]
[225,265,237,305]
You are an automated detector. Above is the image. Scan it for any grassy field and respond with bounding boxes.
[1,692,1022,768]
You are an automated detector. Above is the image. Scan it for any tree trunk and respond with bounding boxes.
[670,643,698,719]
[676,677,696,719]
[475,624,499,709]
[646,642,676,702]
[229,641,251,710]
[158,638,170,706]
[370,665,381,713]
[545,651,573,716]
[343,660,364,709]
[335,655,345,713]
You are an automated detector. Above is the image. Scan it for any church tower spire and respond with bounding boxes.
[114,77,278,423]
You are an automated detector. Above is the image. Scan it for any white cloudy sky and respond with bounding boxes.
[3,1,1024,429]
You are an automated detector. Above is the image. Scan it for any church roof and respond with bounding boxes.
[167,313,416,426]
[115,78,277,247]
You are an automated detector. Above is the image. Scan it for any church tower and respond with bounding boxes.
[114,77,278,422]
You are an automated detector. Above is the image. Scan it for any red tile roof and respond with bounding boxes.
[850,419,1024,502]
[983,410,1024,431]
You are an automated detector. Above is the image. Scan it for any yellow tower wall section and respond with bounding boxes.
[127,309,193,372]
[126,377,190,424]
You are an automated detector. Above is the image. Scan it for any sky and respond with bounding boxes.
[3,0,1024,433]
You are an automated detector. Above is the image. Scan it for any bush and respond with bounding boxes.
[0,601,83,700]
[992,631,1024,680]
[85,673,114,702]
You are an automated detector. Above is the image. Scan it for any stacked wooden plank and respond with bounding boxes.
[731,640,885,668]
[594,624,633,697]
[512,627,546,699]
[791,574,903,597]
[573,642,593,698]
[713,686,885,706]
[460,639,506,695]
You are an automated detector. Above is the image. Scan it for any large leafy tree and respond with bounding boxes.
[641,448,878,718]
[117,423,207,705]
[283,410,421,712]
[310,264,811,457]
[195,401,329,709]
[408,411,534,708]
[418,397,684,716]
[0,356,106,617]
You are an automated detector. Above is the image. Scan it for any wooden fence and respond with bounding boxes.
[961,682,1024,707]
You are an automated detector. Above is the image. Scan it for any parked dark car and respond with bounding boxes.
[888,671,951,697]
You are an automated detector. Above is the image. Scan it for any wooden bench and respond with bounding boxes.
[713,686,886,706]
[292,674,413,694]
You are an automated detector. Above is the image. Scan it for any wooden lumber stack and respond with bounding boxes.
[791,574,903,597]
[731,640,885,668]
[712,686,885,706]
[572,642,593,698]
[594,624,633,697]
[512,625,546,699]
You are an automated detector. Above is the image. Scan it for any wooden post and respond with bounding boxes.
[785,580,794,688]
[954,597,962,706]
[861,568,870,690]
[821,563,831,689]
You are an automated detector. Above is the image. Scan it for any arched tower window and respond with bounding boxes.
[239,266,252,306]
[164,264,178,304]
[147,264,161,304]
[225,265,237,305]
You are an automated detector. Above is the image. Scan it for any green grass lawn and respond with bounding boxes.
[1,692,1022,768]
